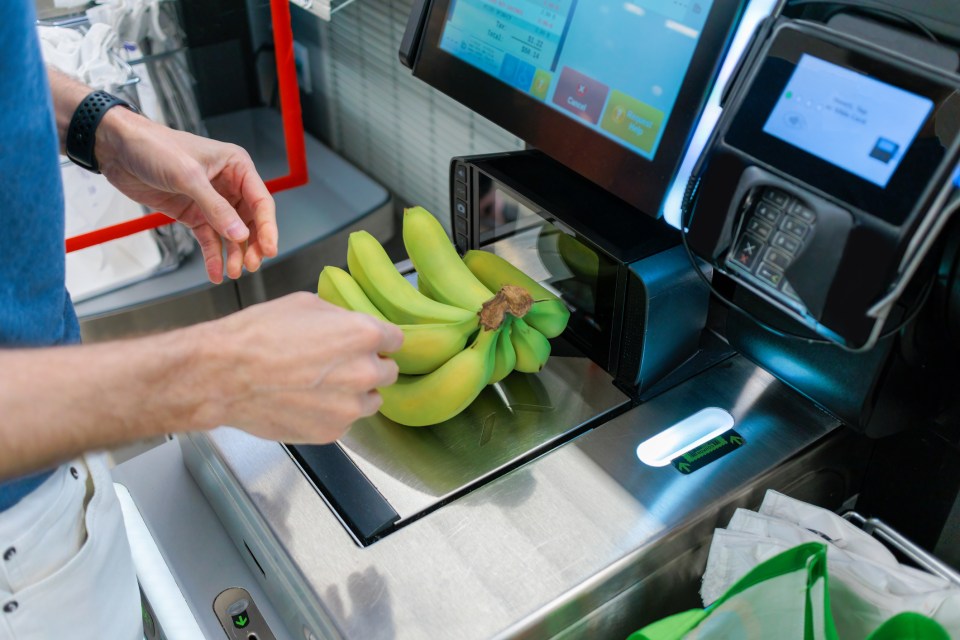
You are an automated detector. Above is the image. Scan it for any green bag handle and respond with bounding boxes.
[628,542,836,640]
[865,612,951,640]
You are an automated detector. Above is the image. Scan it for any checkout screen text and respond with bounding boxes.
[763,54,934,188]
[439,0,714,160]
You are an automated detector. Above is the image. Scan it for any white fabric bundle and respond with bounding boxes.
[702,490,960,640]
[37,23,132,90]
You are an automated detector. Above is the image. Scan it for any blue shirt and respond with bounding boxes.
[0,0,82,511]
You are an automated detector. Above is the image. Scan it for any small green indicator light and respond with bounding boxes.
[232,613,249,629]
[671,429,745,474]
[786,91,793,99]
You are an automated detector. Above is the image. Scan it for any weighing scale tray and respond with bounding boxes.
[182,355,862,639]
[289,354,632,544]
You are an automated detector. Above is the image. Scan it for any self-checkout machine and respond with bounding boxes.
[116,1,960,638]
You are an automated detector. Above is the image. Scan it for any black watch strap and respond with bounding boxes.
[65,90,138,174]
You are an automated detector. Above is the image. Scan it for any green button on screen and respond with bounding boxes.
[600,91,665,154]
[530,69,552,101]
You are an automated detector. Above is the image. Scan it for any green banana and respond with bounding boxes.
[417,271,437,300]
[511,317,551,373]
[462,250,570,338]
[523,303,569,340]
[317,215,565,426]
[489,317,516,384]
[403,206,494,311]
[317,266,478,375]
[393,319,479,375]
[317,266,387,320]
[378,327,500,427]
[347,230,475,325]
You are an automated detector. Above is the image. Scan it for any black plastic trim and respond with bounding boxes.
[287,444,399,546]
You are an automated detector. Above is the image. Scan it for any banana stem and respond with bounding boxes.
[479,285,534,330]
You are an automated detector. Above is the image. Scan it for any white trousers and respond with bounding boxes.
[0,454,141,640]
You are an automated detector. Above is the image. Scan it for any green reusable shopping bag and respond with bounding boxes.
[628,543,953,640]
[865,612,951,640]
[628,542,838,640]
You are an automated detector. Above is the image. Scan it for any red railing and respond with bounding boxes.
[65,0,307,253]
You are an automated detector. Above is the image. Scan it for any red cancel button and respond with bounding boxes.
[552,67,610,125]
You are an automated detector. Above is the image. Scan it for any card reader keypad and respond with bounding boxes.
[727,187,816,306]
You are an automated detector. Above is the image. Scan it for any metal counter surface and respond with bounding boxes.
[336,354,630,522]
[183,356,844,639]
[113,440,296,640]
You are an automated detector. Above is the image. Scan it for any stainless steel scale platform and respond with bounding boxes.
[286,353,630,545]
[182,354,866,639]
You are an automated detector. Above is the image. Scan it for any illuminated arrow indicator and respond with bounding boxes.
[232,614,249,629]
[668,429,746,474]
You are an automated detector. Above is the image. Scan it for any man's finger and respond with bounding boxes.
[225,239,244,280]
[182,166,250,243]
[377,356,400,387]
[358,390,384,418]
[243,241,265,273]
[236,202,267,273]
[193,225,224,284]
[239,167,278,257]
[376,320,405,354]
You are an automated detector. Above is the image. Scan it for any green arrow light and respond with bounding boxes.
[234,615,249,628]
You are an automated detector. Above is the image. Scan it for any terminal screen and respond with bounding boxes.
[439,0,716,160]
[762,54,934,188]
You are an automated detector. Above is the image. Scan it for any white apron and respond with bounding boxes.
[0,454,141,639]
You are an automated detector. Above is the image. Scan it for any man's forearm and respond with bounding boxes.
[47,66,95,154]
[0,325,228,480]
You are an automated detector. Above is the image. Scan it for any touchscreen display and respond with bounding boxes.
[439,0,715,160]
[762,54,934,188]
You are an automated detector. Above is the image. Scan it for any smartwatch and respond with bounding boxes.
[65,90,139,173]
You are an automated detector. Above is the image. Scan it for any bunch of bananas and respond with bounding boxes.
[316,206,570,427]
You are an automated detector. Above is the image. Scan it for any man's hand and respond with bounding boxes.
[0,293,404,478]
[48,67,277,283]
[196,293,404,443]
[95,107,278,283]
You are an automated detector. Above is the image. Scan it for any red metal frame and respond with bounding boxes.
[65,0,308,253]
